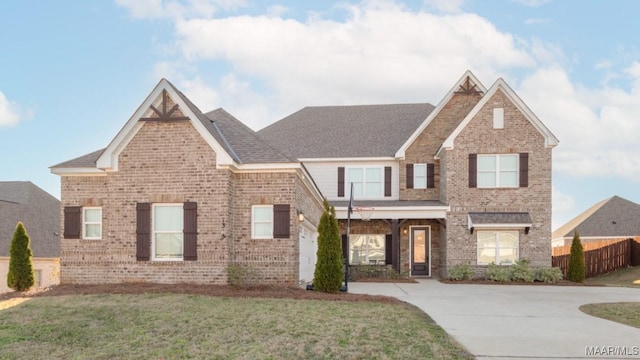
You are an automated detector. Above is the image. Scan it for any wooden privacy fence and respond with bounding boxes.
[552,238,640,278]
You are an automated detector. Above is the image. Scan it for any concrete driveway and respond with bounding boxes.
[349,280,640,359]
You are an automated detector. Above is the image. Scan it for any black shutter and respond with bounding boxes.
[342,234,349,264]
[337,167,345,197]
[183,202,197,261]
[384,166,392,197]
[519,153,529,188]
[136,203,151,261]
[385,234,392,265]
[406,164,414,189]
[63,206,81,239]
[273,204,290,238]
[427,163,435,188]
[469,154,477,188]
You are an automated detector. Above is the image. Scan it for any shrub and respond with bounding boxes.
[534,267,563,283]
[510,259,534,282]
[313,199,344,293]
[225,264,258,288]
[566,231,586,283]
[447,263,474,281]
[485,263,511,282]
[7,222,35,292]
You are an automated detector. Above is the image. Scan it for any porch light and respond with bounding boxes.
[297,210,305,223]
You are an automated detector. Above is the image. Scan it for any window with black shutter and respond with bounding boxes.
[337,167,345,197]
[136,203,151,261]
[427,163,435,188]
[384,166,392,197]
[63,206,81,239]
[519,153,529,187]
[273,204,290,238]
[406,164,414,189]
[183,202,197,260]
[469,154,477,188]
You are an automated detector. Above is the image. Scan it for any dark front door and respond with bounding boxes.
[411,227,430,276]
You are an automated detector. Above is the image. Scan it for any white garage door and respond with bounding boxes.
[298,225,318,284]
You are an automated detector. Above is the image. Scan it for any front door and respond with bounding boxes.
[411,227,430,276]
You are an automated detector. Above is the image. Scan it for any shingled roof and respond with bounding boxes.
[51,79,293,170]
[257,103,436,158]
[553,196,640,238]
[0,182,60,258]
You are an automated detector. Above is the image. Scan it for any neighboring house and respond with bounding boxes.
[51,81,325,286]
[552,196,640,247]
[0,181,60,292]
[260,70,558,277]
[51,70,558,285]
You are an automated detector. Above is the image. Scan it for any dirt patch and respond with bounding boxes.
[0,282,403,304]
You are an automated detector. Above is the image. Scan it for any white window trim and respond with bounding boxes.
[152,203,184,261]
[477,230,519,265]
[346,166,384,199]
[493,107,504,129]
[477,154,519,188]
[252,205,273,239]
[413,163,427,189]
[82,207,102,240]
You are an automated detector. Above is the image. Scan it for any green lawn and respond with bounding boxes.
[0,294,472,359]
[580,266,640,330]
[580,302,640,329]
[584,266,640,288]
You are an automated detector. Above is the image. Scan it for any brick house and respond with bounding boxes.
[259,71,558,277]
[52,70,558,284]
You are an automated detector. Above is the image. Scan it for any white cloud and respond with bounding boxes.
[552,186,576,230]
[170,1,535,126]
[524,18,550,25]
[423,0,465,13]
[0,91,29,127]
[518,65,640,182]
[512,0,552,7]
[115,0,247,20]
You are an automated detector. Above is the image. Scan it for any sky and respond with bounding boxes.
[1,0,639,231]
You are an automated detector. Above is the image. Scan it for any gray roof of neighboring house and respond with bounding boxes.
[553,196,640,238]
[52,80,293,169]
[257,103,436,159]
[0,182,60,258]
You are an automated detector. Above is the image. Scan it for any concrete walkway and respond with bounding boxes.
[349,280,640,359]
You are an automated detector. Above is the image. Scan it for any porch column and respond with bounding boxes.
[391,219,400,273]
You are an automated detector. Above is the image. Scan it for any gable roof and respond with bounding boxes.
[553,196,640,239]
[257,103,435,159]
[0,182,60,258]
[51,79,294,173]
[395,70,486,158]
[438,78,559,156]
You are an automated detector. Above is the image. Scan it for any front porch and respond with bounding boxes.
[332,200,450,278]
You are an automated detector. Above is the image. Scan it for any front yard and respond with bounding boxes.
[0,290,472,359]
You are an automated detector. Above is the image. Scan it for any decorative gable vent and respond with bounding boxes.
[140,89,189,121]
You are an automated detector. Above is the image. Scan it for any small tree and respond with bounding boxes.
[566,230,585,283]
[313,199,344,293]
[7,222,35,291]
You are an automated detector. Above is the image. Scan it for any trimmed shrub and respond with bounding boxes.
[7,222,35,292]
[225,264,258,288]
[510,259,534,282]
[313,199,344,293]
[534,267,563,283]
[485,263,511,282]
[447,263,474,281]
[566,231,586,283]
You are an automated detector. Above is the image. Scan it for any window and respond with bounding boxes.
[82,207,102,240]
[349,234,385,265]
[347,167,383,198]
[493,107,504,129]
[477,230,519,265]
[413,164,427,189]
[34,269,42,287]
[252,205,273,239]
[477,154,518,188]
[153,204,183,260]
